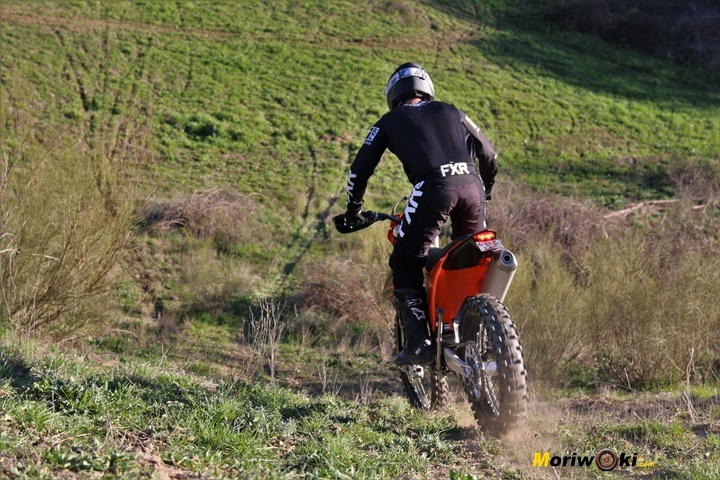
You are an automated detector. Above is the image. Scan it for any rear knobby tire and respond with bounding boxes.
[395,320,449,411]
[459,294,527,434]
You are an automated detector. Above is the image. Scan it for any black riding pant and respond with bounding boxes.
[389,174,485,294]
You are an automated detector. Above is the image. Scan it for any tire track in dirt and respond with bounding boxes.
[56,19,153,162]
[110,36,155,165]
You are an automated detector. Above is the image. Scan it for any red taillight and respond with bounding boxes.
[473,231,497,242]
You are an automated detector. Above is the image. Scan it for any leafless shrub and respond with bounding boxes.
[294,253,395,354]
[488,179,615,255]
[499,176,720,388]
[243,299,287,385]
[317,359,344,395]
[669,160,720,203]
[298,259,388,324]
[143,190,263,245]
[0,84,147,340]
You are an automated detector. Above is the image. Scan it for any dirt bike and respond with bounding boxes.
[333,199,528,433]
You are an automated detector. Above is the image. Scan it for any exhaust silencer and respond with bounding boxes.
[479,249,517,302]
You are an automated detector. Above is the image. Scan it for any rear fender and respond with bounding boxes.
[426,236,492,332]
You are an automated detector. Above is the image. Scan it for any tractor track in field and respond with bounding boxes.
[50,15,156,165]
[0,9,477,51]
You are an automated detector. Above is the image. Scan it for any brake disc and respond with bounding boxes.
[462,341,483,402]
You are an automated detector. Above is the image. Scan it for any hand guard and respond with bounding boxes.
[332,208,377,234]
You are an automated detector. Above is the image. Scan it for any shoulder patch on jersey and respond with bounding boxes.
[364,126,380,145]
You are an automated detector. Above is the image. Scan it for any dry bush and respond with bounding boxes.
[296,255,394,352]
[494,179,608,384]
[669,160,720,203]
[294,230,395,353]
[509,223,720,388]
[143,190,263,245]
[497,176,720,387]
[243,299,287,385]
[0,93,146,340]
[139,190,267,325]
[488,179,613,255]
[580,227,720,387]
[505,242,589,383]
[299,257,390,324]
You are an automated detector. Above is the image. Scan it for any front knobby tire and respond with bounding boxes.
[459,294,527,434]
[395,320,449,411]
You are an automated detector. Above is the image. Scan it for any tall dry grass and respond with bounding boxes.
[139,190,267,323]
[143,190,265,247]
[296,228,395,353]
[0,90,147,340]
[494,177,720,387]
[299,176,720,387]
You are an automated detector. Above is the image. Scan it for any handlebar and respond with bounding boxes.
[331,210,400,234]
[364,211,401,224]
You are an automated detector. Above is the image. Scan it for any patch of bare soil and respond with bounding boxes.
[133,443,197,480]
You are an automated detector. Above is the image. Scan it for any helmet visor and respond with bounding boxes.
[385,67,433,96]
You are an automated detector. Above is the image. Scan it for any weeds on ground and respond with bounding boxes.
[0,342,478,479]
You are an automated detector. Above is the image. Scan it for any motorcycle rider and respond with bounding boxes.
[341,62,498,365]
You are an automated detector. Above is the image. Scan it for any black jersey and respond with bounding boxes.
[346,101,497,204]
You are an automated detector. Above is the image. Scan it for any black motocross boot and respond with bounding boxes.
[394,294,433,366]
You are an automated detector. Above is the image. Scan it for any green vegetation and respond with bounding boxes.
[1,0,719,478]
[0,345,458,478]
[1,0,718,207]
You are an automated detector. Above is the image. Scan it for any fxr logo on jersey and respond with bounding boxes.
[364,127,380,145]
[440,162,470,177]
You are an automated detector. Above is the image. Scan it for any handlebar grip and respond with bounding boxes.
[368,212,401,224]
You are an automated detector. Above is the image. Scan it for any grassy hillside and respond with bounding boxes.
[1,1,720,478]
[2,0,718,301]
[1,0,718,207]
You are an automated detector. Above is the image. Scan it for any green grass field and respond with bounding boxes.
[1,0,720,478]
[2,0,718,205]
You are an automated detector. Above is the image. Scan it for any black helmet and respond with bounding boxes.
[385,62,435,110]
